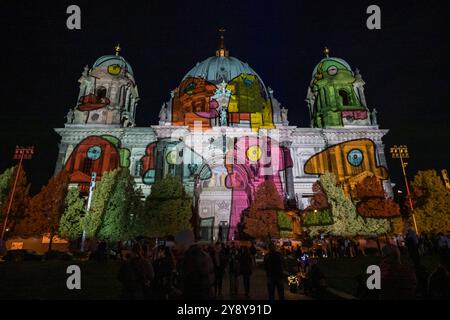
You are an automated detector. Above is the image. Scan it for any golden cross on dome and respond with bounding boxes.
[324,47,330,58]
[219,27,226,39]
[115,43,121,56]
[216,28,229,57]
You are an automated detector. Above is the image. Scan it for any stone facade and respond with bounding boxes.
[54,46,393,241]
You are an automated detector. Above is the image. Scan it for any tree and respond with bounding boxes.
[354,176,400,218]
[302,181,333,227]
[18,170,70,251]
[1,165,31,236]
[98,168,136,242]
[277,210,294,238]
[82,169,118,238]
[0,167,14,208]
[127,187,145,239]
[142,175,192,238]
[410,170,450,234]
[242,180,284,239]
[59,187,84,240]
[305,172,390,236]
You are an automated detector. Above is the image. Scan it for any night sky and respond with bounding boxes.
[0,0,448,194]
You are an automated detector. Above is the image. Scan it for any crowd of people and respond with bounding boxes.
[114,241,289,300]
[354,230,450,300]
[90,229,449,300]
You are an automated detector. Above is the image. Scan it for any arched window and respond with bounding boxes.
[339,90,350,106]
[134,160,142,177]
[96,86,107,100]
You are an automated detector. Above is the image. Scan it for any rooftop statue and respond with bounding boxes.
[220,107,227,126]
[371,108,378,125]
[159,103,167,122]
[281,106,288,123]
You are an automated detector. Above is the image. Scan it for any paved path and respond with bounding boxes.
[216,265,312,300]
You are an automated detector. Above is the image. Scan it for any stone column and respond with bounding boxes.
[156,142,165,180]
[281,141,296,207]
[54,143,69,174]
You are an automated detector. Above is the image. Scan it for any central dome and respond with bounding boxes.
[183,56,265,86]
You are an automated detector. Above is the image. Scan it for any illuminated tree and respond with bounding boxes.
[302,181,333,228]
[0,165,31,236]
[82,170,118,238]
[243,180,284,239]
[390,216,405,235]
[410,170,450,234]
[98,168,135,242]
[59,187,84,241]
[127,187,145,239]
[19,170,70,251]
[354,176,400,218]
[0,167,14,208]
[306,172,390,236]
[143,175,192,237]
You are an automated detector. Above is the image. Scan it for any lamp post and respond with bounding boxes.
[80,171,96,252]
[390,145,418,234]
[1,146,34,240]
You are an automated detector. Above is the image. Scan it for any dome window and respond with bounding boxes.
[184,82,196,94]
[339,89,350,106]
[96,86,107,100]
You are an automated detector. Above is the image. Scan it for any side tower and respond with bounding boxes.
[306,47,373,128]
[292,49,393,209]
[72,44,139,127]
[54,46,154,194]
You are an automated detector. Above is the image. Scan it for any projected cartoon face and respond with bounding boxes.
[171,77,218,128]
[64,136,129,193]
[304,138,389,200]
[304,139,388,179]
[225,136,293,239]
[140,139,211,185]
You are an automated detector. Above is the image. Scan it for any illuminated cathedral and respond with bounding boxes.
[54,36,393,241]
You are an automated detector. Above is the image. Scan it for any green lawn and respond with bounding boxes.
[0,260,122,300]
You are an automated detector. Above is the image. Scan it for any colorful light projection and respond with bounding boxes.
[226,74,274,131]
[224,136,293,238]
[64,135,130,192]
[304,139,388,196]
[353,175,400,218]
[302,181,334,227]
[171,73,275,131]
[78,87,111,112]
[310,58,367,128]
[140,139,212,185]
[171,77,218,129]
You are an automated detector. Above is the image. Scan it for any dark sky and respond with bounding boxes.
[0,0,449,194]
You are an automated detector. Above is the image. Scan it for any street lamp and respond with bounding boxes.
[390,145,418,234]
[80,171,97,252]
[1,146,34,240]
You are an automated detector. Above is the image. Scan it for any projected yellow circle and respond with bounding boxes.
[246,146,261,162]
[107,64,122,76]
[166,150,178,165]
